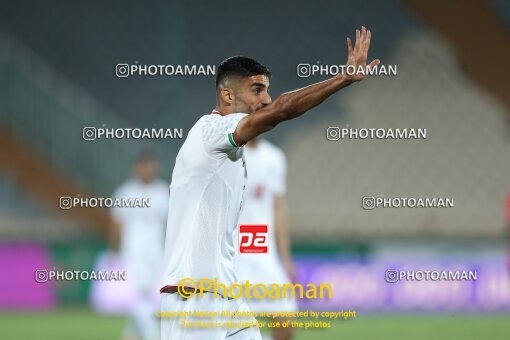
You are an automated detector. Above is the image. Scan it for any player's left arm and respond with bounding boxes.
[108,188,124,251]
[274,194,296,283]
[108,218,122,251]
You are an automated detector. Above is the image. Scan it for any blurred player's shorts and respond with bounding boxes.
[89,250,159,314]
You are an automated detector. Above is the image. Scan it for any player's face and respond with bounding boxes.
[135,159,160,183]
[233,75,272,114]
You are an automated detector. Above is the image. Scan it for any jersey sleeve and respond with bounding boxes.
[202,113,248,153]
[272,149,287,195]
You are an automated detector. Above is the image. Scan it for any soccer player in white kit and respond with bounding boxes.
[233,137,298,340]
[110,151,169,340]
[161,27,378,340]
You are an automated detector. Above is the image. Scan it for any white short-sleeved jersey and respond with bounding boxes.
[233,140,288,279]
[233,140,298,313]
[111,178,169,290]
[161,110,248,292]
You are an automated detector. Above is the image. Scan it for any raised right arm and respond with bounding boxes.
[232,26,379,146]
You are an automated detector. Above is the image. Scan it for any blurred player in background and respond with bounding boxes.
[110,151,169,340]
[234,137,298,340]
[161,26,378,339]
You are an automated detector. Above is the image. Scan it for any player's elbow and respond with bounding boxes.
[252,94,293,129]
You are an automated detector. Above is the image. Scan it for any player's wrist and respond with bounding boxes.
[333,73,356,86]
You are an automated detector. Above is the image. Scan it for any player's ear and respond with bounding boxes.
[220,87,234,105]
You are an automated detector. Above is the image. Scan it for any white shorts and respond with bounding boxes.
[161,292,262,340]
[235,255,298,313]
[244,293,298,314]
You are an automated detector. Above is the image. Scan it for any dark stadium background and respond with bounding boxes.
[1,0,509,339]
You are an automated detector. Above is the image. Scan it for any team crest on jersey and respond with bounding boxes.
[238,224,268,254]
[253,184,265,199]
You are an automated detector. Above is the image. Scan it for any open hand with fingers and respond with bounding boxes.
[344,26,380,82]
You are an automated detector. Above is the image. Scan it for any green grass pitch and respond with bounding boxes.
[1,307,509,339]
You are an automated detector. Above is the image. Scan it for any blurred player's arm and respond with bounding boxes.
[108,189,123,251]
[274,195,296,282]
[108,217,122,251]
[506,193,510,239]
[107,189,126,251]
[233,26,379,145]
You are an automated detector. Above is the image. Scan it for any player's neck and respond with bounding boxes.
[136,177,155,185]
[213,105,236,116]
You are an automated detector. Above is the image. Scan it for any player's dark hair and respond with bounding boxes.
[216,56,271,88]
[135,149,158,163]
